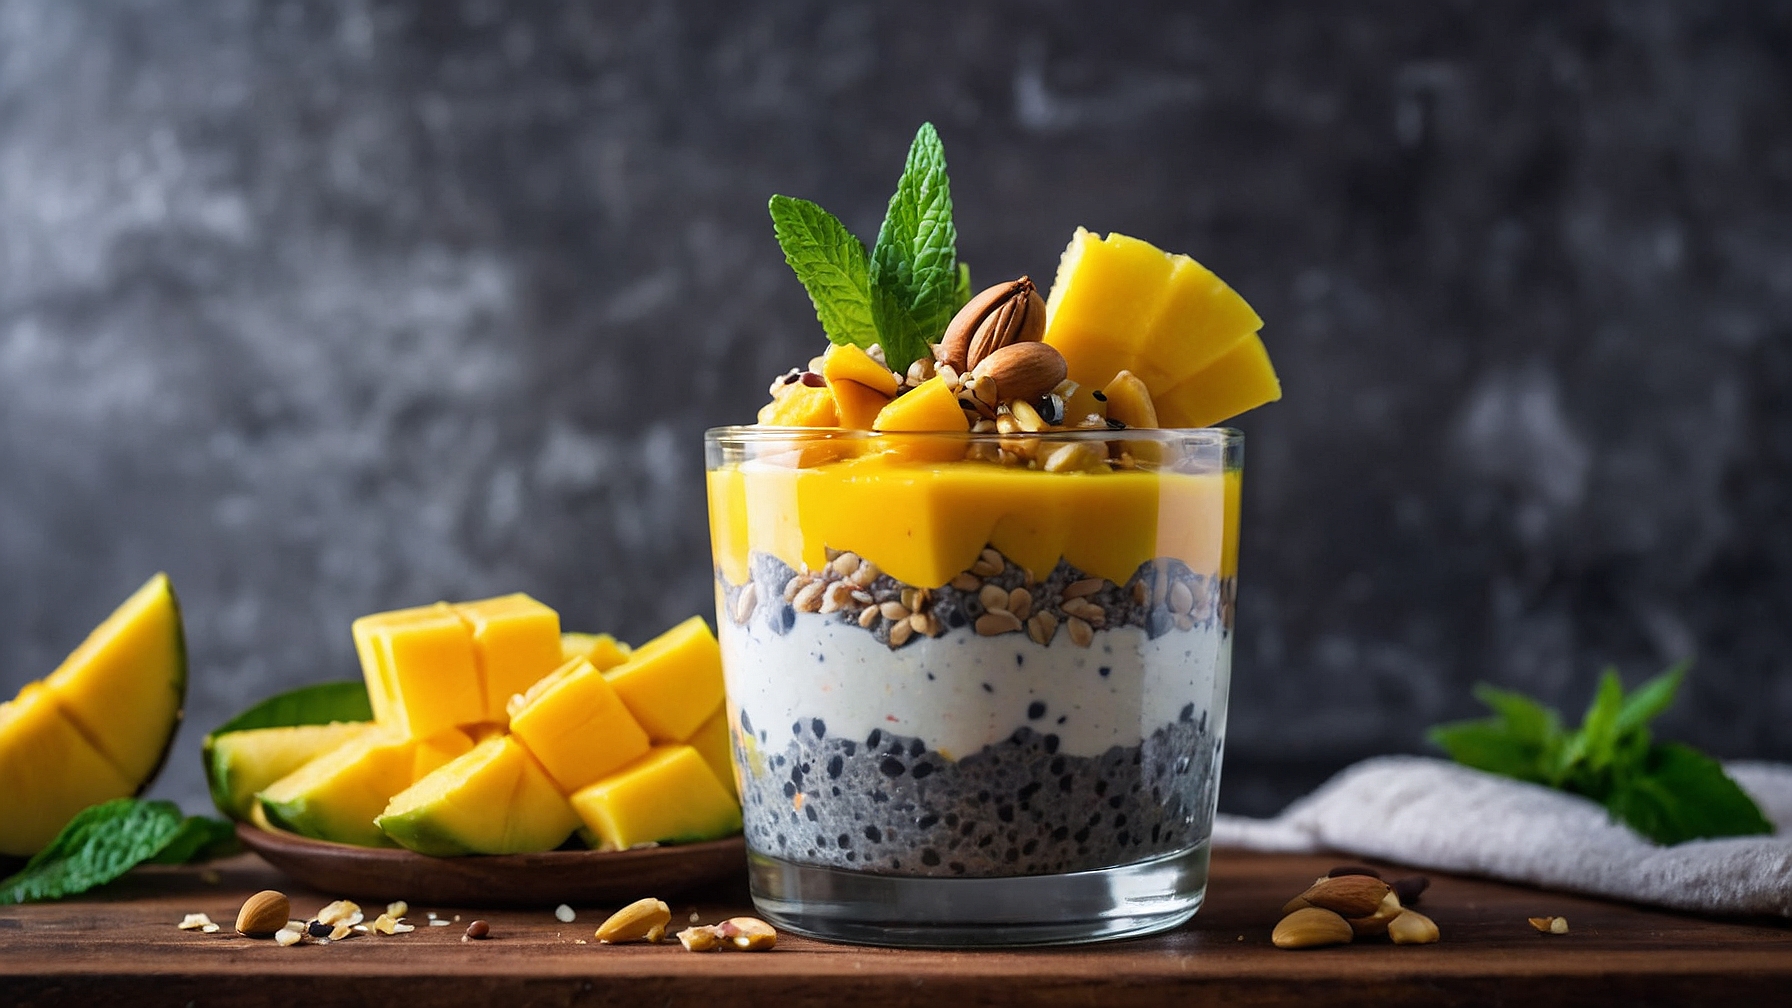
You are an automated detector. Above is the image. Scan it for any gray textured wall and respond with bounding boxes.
[1,1,1787,818]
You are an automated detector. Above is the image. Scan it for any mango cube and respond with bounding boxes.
[258,726,474,847]
[377,736,579,856]
[604,617,724,743]
[508,656,651,793]
[569,745,742,850]
[686,703,738,799]
[560,632,632,671]
[352,604,482,739]
[454,593,562,721]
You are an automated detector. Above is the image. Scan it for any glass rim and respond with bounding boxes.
[705,425,1242,445]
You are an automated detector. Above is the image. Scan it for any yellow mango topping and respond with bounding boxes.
[42,572,185,787]
[757,381,838,427]
[821,343,899,396]
[829,378,891,430]
[685,703,738,799]
[1044,228,1275,427]
[1102,370,1158,428]
[453,593,563,723]
[569,745,742,850]
[872,374,968,432]
[377,736,579,856]
[353,604,483,740]
[560,631,632,671]
[709,455,1240,589]
[508,656,651,794]
[0,684,136,856]
[603,617,725,744]
[1154,332,1283,429]
[258,726,474,847]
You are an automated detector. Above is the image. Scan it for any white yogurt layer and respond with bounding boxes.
[718,612,1230,761]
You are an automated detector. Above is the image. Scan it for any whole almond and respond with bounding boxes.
[595,897,671,944]
[1299,874,1391,918]
[969,342,1068,406]
[1272,907,1353,949]
[939,278,1040,372]
[965,283,1045,372]
[1347,890,1404,936]
[235,890,291,937]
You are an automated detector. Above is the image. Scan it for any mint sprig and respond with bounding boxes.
[1428,664,1773,846]
[1,798,236,904]
[769,123,962,375]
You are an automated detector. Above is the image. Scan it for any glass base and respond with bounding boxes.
[746,840,1211,948]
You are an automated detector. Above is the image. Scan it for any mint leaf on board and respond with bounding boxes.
[0,798,232,904]
[1428,665,1773,846]
[768,195,877,349]
[869,123,958,373]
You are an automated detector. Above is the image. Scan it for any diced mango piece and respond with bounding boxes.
[1154,332,1282,428]
[377,736,579,856]
[757,381,838,427]
[258,726,474,847]
[569,745,742,850]
[352,603,483,739]
[560,632,632,671]
[872,375,968,432]
[821,343,899,397]
[452,593,562,722]
[508,656,651,794]
[686,703,738,799]
[0,684,136,856]
[1102,370,1158,429]
[604,617,725,743]
[829,378,892,430]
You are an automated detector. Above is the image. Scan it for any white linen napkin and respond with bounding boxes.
[1212,755,1792,917]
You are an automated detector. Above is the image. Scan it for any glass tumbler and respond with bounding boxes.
[704,427,1241,947]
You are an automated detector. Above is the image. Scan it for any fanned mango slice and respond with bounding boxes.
[42,572,185,789]
[205,721,373,820]
[0,684,136,856]
[1044,227,1275,427]
[604,617,724,743]
[508,656,650,794]
[570,745,742,850]
[378,735,579,856]
[258,726,473,847]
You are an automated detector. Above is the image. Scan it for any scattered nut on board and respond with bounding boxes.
[595,898,672,944]
[1529,916,1570,935]
[716,917,778,951]
[235,890,290,937]
[463,920,490,941]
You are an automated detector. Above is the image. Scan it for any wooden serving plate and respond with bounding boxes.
[235,823,747,907]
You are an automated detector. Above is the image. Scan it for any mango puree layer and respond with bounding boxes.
[708,456,1241,590]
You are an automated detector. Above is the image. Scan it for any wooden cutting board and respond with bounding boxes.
[2,849,1787,1006]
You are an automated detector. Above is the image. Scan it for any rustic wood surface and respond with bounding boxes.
[2,849,1788,1007]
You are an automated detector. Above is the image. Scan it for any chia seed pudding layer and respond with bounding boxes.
[735,713,1220,878]
[715,544,1232,879]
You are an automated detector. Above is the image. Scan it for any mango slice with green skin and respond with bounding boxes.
[258,726,474,847]
[603,617,724,744]
[685,703,738,800]
[205,721,372,820]
[0,573,187,856]
[560,632,631,671]
[570,745,742,850]
[508,656,650,794]
[1044,227,1277,428]
[0,684,137,856]
[377,736,579,856]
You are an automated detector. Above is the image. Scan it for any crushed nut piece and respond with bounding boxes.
[716,917,777,951]
[316,900,362,927]
[429,920,451,927]
[200,923,221,933]
[554,904,577,923]
[177,913,213,930]
[596,898,672,944]
[677,924,723,951]
[386,900,408,919]
[1528,916,1569,935]
[372,913,401,935]
[274,928,302,947]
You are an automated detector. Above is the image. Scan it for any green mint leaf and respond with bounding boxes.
[0,799,185,904]
[869,122,957,373]
[1472,683,1562,747]
[1615,661,1687,738]
[1426,720,1552,784]
[768,195,877,349]
[1605,742,1773,845]
[954,261,972,311]
[1550,669,1625,783]
[149,816,239,865]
